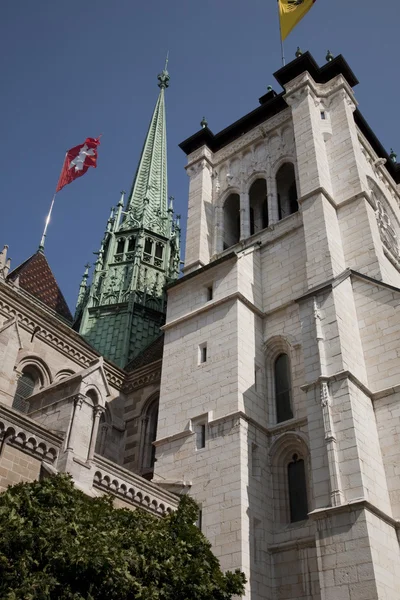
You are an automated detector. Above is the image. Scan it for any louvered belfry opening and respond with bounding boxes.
[12,370,37,413]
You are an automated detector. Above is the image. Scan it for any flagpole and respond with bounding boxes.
[278,0,286,66]
[280,36,286,67]
[39,192,57,252]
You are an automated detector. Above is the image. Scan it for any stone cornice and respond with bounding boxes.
[0,282,125,389]
[123,360,162,392]
[284,71,357,110]
[300,368,400,406]
[162,291,263,332]
[268,535,315,554]
[155,410,308,448]
[309,498,400,531]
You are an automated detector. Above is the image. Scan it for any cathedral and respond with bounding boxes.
[1,50,400,600]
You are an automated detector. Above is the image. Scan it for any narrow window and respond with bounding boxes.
[141,399,159,479]
[274,353,293,423]
[199,343,207,364]
[144,238,153,255]
[12,371,36,413]
[196,508,203,530]
[154,242,164,267]
[206,285,213,301]
[155,243,164,259]
[95,413,106,455]
[128,237,136,252]
[320,111,326,120]
[253,518,262,563]
[288,454,308,522]
[116,238,125,254]
[195,423,206,449]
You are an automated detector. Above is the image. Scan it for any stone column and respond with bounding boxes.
[66,396,84,451]
[87,406,105,462]
[184,151,214,274]
[267,175,279,225]
[240,191,250,240]
[214,205,224,255]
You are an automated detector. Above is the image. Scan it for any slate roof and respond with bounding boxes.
[7,251,73,322]
[125,334,164,371]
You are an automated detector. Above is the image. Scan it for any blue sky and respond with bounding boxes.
[1,0,398,310]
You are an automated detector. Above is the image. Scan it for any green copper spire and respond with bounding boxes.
[76,64,180,368]
[123,61,170,235]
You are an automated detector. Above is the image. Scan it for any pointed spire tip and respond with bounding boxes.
[158,53,170,89]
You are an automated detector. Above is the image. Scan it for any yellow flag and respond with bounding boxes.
[279,0,316,41]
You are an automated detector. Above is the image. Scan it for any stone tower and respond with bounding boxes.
[76,65,181,368]
[154,52,400,600]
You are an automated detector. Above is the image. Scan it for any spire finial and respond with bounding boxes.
[326,50,334,62]
[295,47,303,58]
[158,53,170,89]
[390,148,397,163]
[200,116,208,129]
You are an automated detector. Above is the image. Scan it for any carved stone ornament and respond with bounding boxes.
[376,199,400,259]
[213,109,291,167]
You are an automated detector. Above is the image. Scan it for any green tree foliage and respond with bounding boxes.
[0,473,246,600]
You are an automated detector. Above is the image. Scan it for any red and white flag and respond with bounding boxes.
[56,137,100,192]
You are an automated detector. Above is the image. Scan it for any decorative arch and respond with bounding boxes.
[84,385,102,406]
[217,186,241,210]
[270,431,311,524]
[13,355,52,414]
[54,369,75,382]
[15,355,52,388]
[367,176,400,263]
[271,154,296,172]
[245,171,268,188]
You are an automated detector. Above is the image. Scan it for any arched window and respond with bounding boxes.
[143,238,154,264]
[276,163,298,220]
[141,398,159,479]
[127,237,136,252]
[249,179,268,235]
[223,193,240,249]
[154,242,164,267]
[288,453,308,522]
[274,353,293,423]
[116,238,125,255]
[12,368,40,413]
[270,433,310,524]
